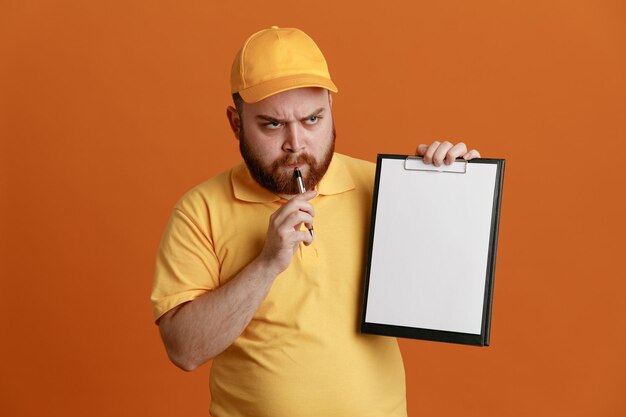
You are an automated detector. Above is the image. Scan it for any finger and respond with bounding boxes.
[462,149,481,160]
[269,207,311,239]
[415,144,428,156]
[272,191,316,237]
[292,220,314,237]
[422,141,441,164]
[299,230,314,246]
[432,141,454,166]
[294,201,315,220]
[283,211,314,232]
[288,227,314,249]
[271,212,313,246]
[274,198,316,225]
[285,195,315,212]
[444,142,468,165]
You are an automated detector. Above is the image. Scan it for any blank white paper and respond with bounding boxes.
[364,158,498,335]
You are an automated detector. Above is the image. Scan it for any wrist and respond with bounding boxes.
[249,255,284,282]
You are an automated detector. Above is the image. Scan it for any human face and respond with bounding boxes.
[232,88,335,196]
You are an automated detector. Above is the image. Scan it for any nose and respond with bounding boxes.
[283,123,305,153]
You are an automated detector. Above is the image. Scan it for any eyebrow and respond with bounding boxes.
[256,108,326,123]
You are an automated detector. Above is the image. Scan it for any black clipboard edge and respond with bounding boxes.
[360,154,505,347]
[362,322,486,346]
[360,154,398,344]
[477,158,505,346]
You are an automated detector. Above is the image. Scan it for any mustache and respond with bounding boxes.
[272,153,316,169]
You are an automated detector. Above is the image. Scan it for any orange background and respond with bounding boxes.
[1,1,625,416]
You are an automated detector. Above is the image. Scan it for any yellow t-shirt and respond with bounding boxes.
[152,153,406,417]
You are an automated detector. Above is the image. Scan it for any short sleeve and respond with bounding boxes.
[150,207,220,322]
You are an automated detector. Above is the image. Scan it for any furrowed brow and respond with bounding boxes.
[302,108,325,120]
[256,108,326,123]
[256,115,285,124]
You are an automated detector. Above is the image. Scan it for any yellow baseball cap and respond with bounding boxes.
[230,26,338,103]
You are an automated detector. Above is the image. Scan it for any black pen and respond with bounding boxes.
[293,167,314,239]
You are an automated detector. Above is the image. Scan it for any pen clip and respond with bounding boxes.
[404,156,467,174]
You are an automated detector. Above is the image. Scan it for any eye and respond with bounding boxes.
[305,115,319,125]
[264,121,282,130]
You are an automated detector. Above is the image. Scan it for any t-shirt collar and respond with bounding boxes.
[231,153,355,203]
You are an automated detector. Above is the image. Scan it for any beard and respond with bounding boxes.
[239,125,336,195]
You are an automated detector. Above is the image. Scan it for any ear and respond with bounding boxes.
[328,91,333,108]
[226,106,241,140]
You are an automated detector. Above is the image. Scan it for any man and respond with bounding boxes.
[151,26,480,416]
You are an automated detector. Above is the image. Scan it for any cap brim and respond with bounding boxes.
[238,74,338,103]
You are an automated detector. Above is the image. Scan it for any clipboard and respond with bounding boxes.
[360,154,505,346]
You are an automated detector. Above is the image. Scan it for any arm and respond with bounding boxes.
[158,190,317,371]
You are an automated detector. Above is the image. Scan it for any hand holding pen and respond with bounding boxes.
[258,184,316,274]
[294,168,315,239]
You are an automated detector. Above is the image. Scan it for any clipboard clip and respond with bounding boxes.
[404,156,467,174]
